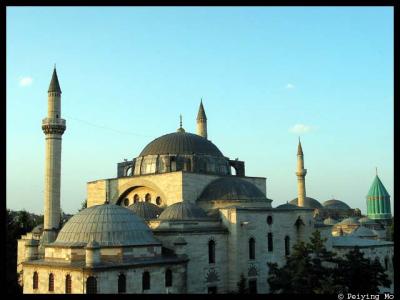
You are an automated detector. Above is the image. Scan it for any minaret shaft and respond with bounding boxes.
[42,68,66,242]
[296,140,307,207]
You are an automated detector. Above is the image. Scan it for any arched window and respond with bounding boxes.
[48,273,54,292]
[142,271,150,290]
[118,273,126,293]
[249,238,256,260]
[267,233,273,252]
[165,269,172,287]
[208,240,216,264]
[156,196,162,206]
[267,215,273,225]
[123,198,129,206]
[285,236,290,256]
[145,193,151,203]
[65,274,72,294]
[33,272,38,290]
[86,276,97,294]
[134,194,139,203]
[384,257,388,270]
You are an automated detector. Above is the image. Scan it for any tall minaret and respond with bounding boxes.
[196,99,207,139]
[41,67,66,244]
[296,138,307,207]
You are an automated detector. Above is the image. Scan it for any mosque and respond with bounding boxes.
[17,68,393,294]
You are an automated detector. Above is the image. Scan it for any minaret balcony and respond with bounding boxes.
[42,118,66,126]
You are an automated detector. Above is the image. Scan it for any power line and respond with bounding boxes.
[63,115,153,137]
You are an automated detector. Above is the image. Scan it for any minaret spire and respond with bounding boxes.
[196,98,208,139]
[41,66,66,247]
[296,138,307,207]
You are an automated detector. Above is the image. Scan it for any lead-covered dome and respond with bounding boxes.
[140,132,224,157]
[128,202,163,220]
[323,199,351,210]
[159,202,209,220]
[198,177,266,202]
[53,204,159,247]
[289,197,323,209]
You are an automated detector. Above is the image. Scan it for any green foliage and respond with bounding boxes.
[267,230,391,294]
[79,199,87,211]
[335,247,391,294]
[6,209,42,295]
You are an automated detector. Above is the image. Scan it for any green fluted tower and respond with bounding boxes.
[366,172,391,220]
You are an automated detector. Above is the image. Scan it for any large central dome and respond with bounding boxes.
[139,132,224,157]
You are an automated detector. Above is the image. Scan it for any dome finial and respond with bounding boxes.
[375,167,378,176]
[177,114,185,133]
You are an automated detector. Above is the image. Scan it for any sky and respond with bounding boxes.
[6,7,393,215]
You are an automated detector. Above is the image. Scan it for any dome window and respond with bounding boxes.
[156,196,162,206]
[123,198,129,206]
[145,193,151,203]
[134,194,139,203]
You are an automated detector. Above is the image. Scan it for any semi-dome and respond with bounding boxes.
[337,217,360,226]
[198,177,266,202]
[323,217,338,226]
[289,197,323,209]
[128,202,163,220]
[32,224,44,234]
[323,199,351,210]
[139,132,224,157]
[159,202,209,221]
[53,204,159,247]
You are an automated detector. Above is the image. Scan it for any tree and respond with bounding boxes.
[79,199,87,211]
[335,247,391,294]
[6,209,23,294]
[267,231,391,294]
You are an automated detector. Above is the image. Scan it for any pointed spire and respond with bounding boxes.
[297,137,303,155]
[197,98,207,120]
[48,66,62,93]
[177,114,185,133]
[375,167,378,176]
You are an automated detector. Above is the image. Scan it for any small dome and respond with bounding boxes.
[350,226,378,238]
[275,203,301,210]
[198,177,266,202]
[289,197,323,209]
[32,224,44,234]
[128,202,163,220]
[139,132,224,157]
[159,202,208,221]
[323,217,338,225]
[337,217,360,225]
[358,216,377,224]
[323,199,351,210]
[53,204,159,247]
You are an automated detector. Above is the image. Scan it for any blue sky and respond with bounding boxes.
[6,7,393,215]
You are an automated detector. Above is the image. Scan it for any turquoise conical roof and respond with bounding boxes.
[367,175,390,198]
